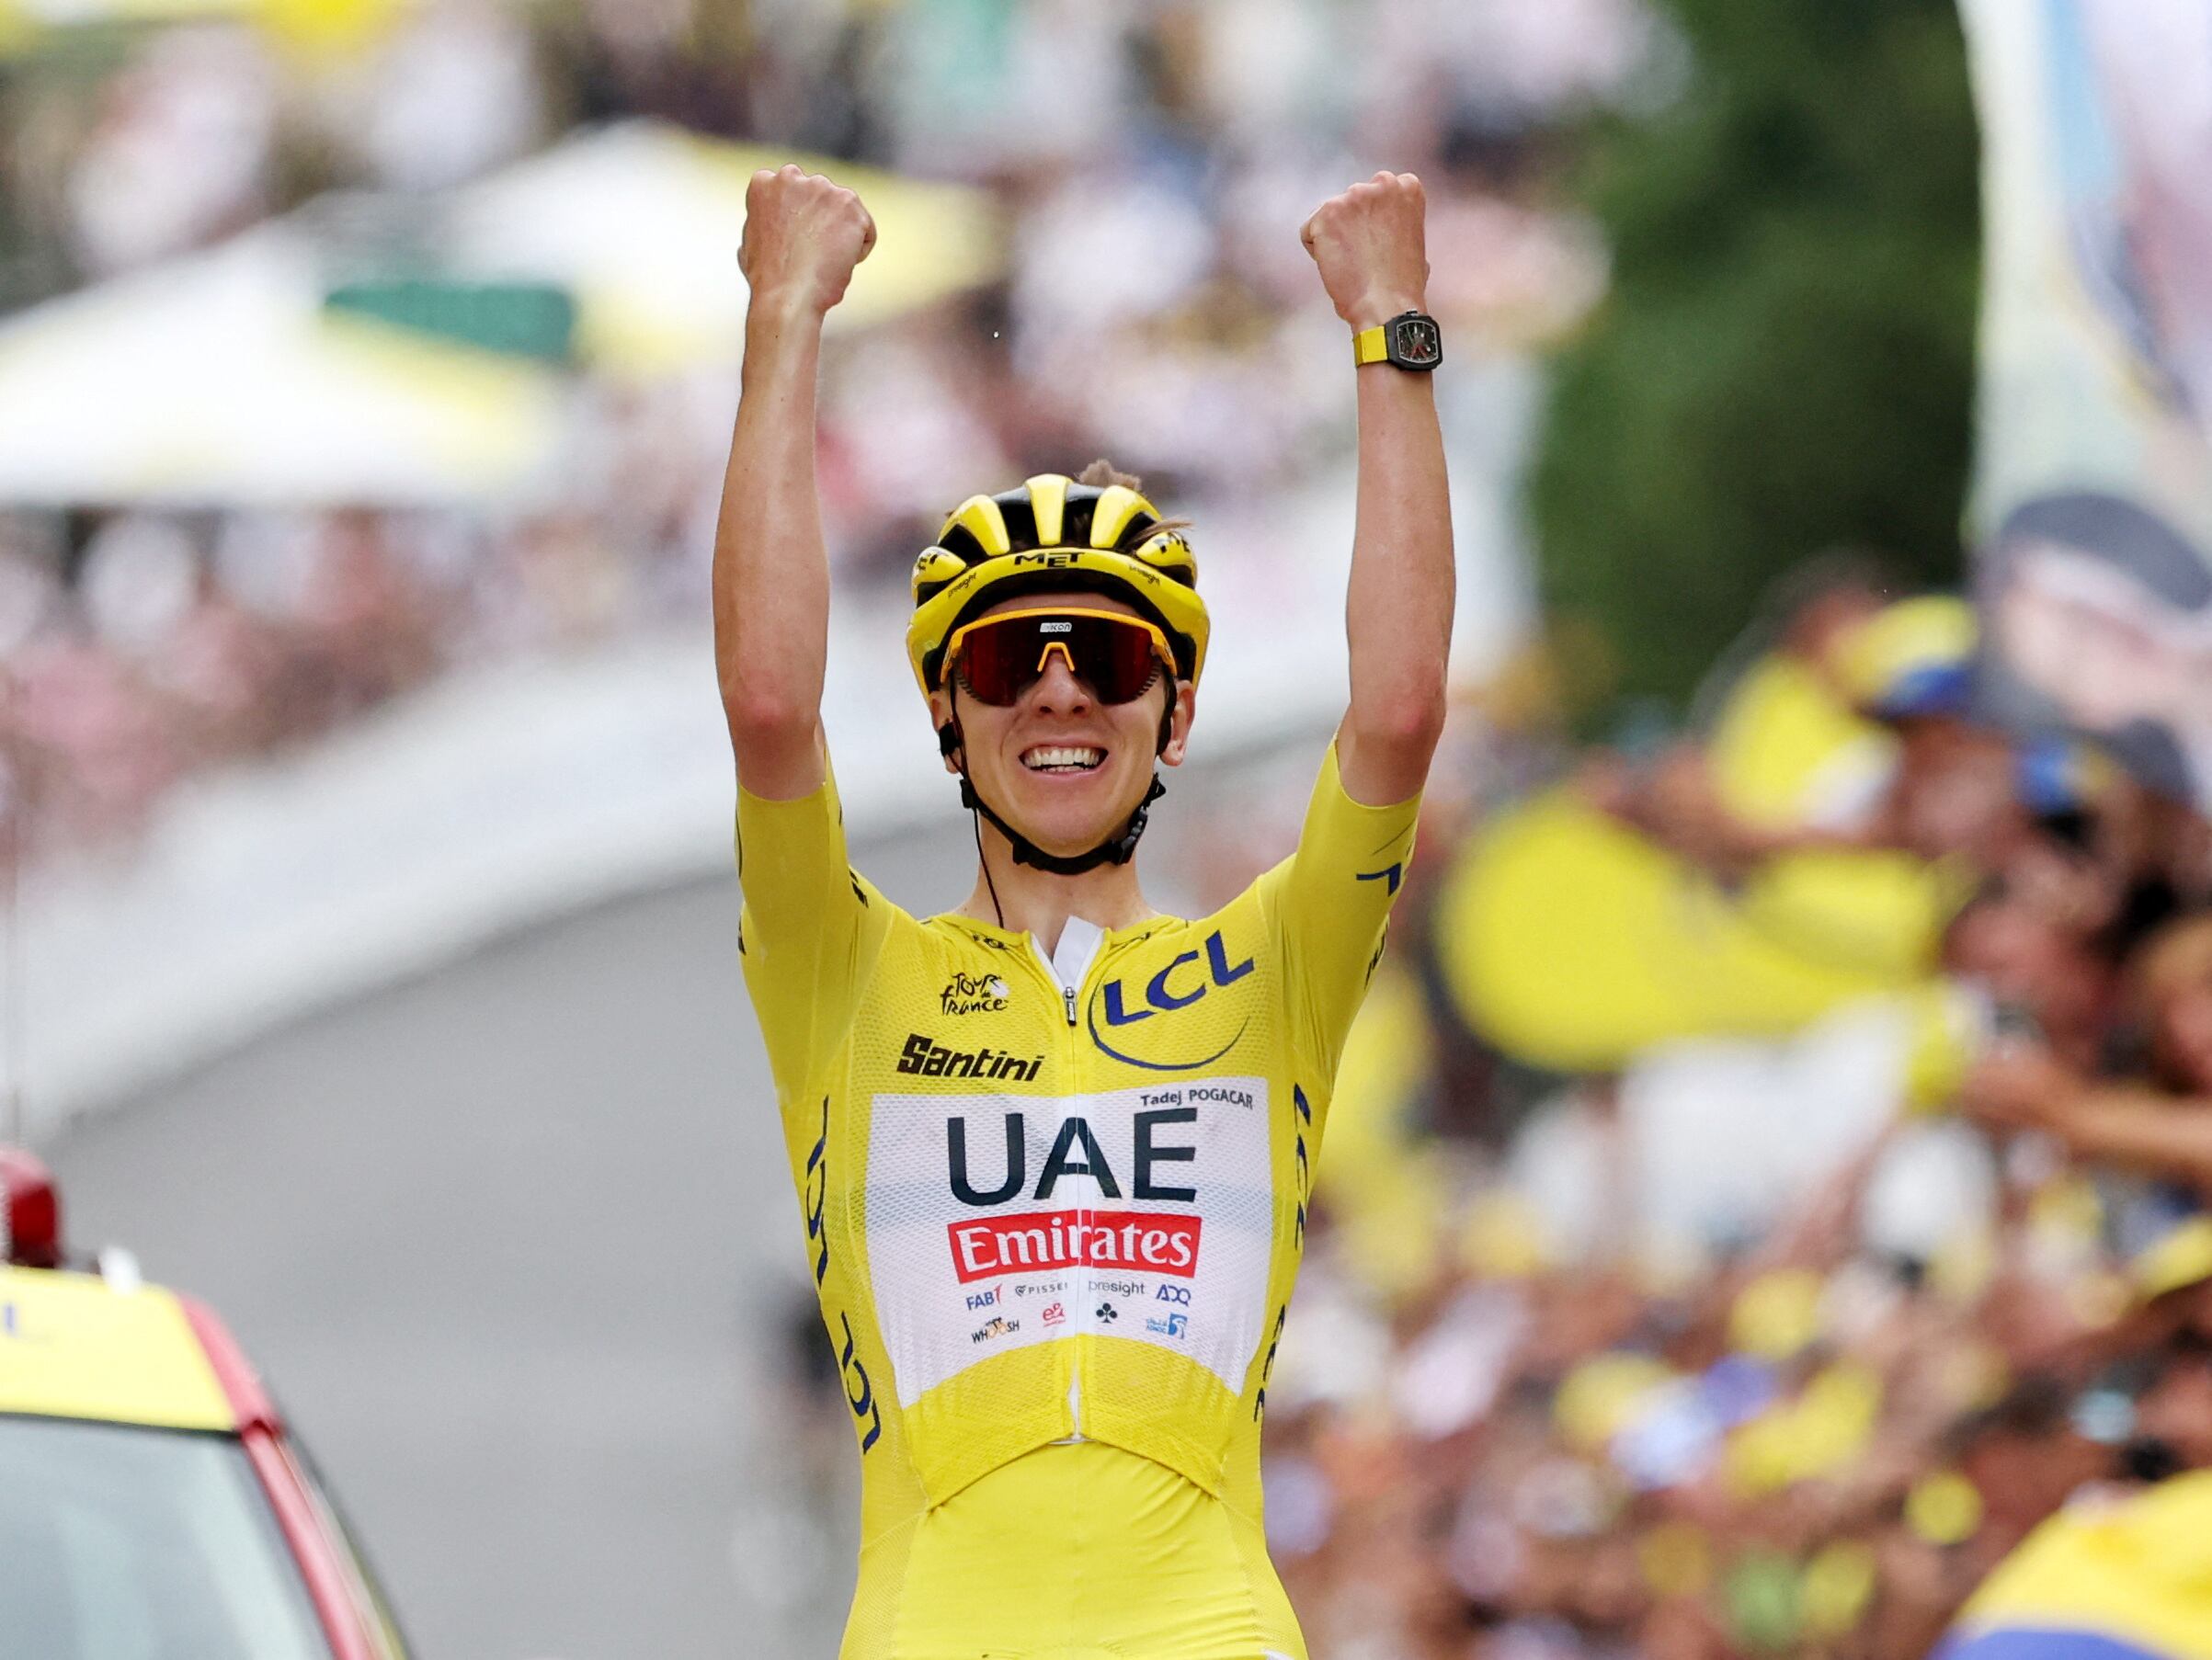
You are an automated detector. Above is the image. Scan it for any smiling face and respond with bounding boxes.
[929,588,1195,858]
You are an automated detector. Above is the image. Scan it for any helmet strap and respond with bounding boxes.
[935,710,1170,877]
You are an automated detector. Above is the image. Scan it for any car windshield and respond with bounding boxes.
[0,1415,332,1660]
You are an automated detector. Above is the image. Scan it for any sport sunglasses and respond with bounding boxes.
[942,608,1174,707]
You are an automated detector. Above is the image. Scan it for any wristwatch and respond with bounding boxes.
[1352,310,1442,371]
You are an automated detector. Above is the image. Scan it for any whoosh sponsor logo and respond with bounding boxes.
[948,1210,1202,1283]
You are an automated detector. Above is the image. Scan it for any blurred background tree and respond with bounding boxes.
[1530,0,1980,718]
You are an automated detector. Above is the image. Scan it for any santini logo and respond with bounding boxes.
[897,1033,1042,1080]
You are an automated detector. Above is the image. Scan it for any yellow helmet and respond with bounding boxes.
[906,472,1210,699]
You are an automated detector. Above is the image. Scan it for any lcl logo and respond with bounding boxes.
[1100,930,1251,1025]
[1089,930,1254,1073]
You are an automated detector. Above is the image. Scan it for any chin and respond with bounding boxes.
[998,775,1147,857]
[1013,809,1132,858]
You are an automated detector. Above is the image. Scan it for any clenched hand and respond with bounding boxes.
[1301,171,1431,329]
[739,165,877,322]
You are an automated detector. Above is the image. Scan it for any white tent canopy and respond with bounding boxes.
[0,122,1004,505]
[444,121,1005,377]
[0,224,565,506]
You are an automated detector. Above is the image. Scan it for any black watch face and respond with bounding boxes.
[1390,315,1442,369]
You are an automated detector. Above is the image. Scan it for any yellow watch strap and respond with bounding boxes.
[1352,324,1389,367]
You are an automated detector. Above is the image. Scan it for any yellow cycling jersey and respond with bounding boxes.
[735,745,1417,1600]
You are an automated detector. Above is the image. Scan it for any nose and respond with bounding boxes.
[1026,653,1094,716]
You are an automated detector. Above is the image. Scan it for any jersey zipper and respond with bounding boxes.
[1021,924,1107,1442]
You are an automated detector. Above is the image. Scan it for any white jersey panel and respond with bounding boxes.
[864,1077,1274,1406]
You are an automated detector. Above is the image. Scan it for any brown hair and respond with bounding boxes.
[1076,459,1192,542]
[1077,458,1142,492]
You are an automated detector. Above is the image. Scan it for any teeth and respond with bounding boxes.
[1022,746,1104,771]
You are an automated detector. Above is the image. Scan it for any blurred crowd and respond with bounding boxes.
[35,6,2212,1660]
[1218,567,2212,1657]
[0,0,1640,873]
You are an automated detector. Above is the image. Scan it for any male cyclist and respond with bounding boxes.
[716,163,1453,1659]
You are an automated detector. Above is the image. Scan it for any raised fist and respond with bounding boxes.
[1300,171,1430,329]
[739,165,877,319]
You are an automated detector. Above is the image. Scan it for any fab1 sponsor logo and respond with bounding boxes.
[970,1316,1020,1344]
[1145,1312,1189,1338]
[940,972,1010,1016]
[948,1210,1202,1284]
[964,1288,998,1310]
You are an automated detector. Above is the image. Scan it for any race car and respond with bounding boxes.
[1,1144,411,1658]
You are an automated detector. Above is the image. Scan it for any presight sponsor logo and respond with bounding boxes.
[898,1033,1042,1081]
[947,1211,1202,1284]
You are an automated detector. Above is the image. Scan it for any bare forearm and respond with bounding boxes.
[2056,1087,2212,1190]
[713,306,831,791]
[713,165,873,797]
[1341,361,1453,801]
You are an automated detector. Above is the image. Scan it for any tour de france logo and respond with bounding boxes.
[941,972,1010,1016]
